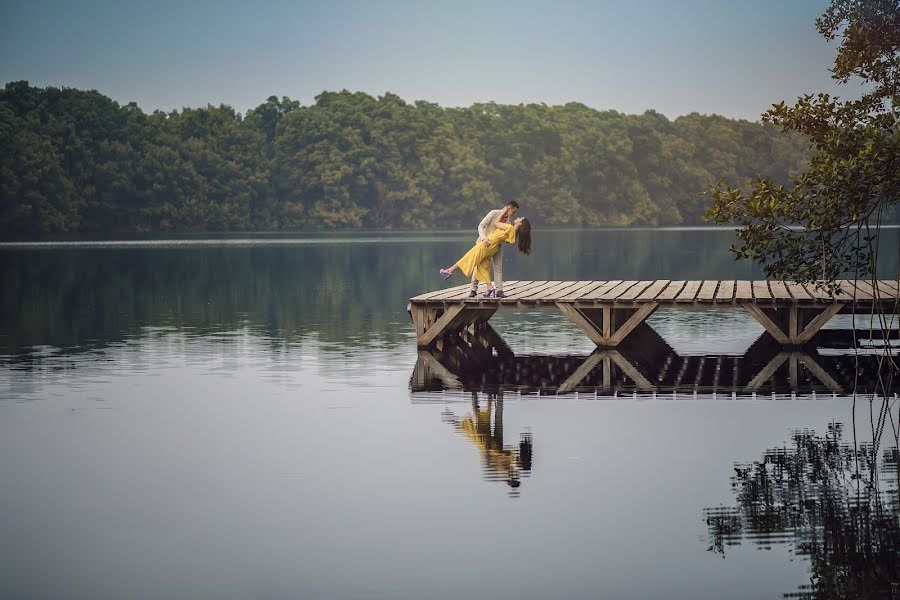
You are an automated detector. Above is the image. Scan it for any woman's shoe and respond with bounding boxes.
[483,288,497,298]
[439,269,452,280]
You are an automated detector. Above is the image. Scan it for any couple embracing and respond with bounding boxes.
[439,201,532,298]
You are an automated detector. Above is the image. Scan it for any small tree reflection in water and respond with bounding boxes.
[704,418,900,598]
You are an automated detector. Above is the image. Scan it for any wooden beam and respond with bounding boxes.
[476,321,514,358]
[794,303,843,344]
[556,303,607,345]
[744,352,789,391]
[557,351,605,394]
[788,307,799,340]
[416,350,463,389]
[794,352,842,393]
[418,304,466,346]
[743,304,790,345]
[608,350,655,390]
[607,302,660,346]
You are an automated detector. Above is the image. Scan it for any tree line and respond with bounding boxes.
[0,80,811,234]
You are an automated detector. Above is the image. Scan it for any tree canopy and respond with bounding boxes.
[706,0,900,286]
[0,81,810,235]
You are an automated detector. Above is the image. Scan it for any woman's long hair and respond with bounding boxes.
[516,218,532,255]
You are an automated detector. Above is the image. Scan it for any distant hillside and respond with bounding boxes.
[0,81,811,234]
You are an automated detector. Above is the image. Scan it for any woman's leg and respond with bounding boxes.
[443,242,488,279]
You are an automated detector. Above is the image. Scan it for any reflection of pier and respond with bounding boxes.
[410,323,895,396]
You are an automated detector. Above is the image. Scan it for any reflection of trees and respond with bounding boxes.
[4,229,898,367]
[704,422,900,598]
[441,392,533,496]
[0,243,437,360]
[0,229,784,363]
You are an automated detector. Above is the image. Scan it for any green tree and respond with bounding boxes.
[705,0,900,286]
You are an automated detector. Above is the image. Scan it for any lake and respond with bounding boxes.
[1,228,898,599]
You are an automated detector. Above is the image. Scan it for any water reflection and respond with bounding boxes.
[441,392,533,496]
[0,229,785,361]
[411,324,897,397]
[704,422,900,598]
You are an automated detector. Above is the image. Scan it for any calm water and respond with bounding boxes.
[1,229,898,599]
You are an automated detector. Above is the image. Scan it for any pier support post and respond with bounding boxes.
[742,304,843,347]
[557,349,655,394]
[743,351,842,393]
[556,302,659,347]
[409,303,498,347]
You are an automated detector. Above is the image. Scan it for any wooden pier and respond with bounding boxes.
[408,279,900,349]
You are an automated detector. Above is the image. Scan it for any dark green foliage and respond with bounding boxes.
[0,82,810,235]
[705,0,900,288]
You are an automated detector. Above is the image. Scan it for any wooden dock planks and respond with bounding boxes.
[412,279,900,306]
[410,279,900,349]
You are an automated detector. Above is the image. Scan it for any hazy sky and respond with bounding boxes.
[0,0,863,120]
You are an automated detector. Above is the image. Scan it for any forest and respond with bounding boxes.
[0,80,812,234]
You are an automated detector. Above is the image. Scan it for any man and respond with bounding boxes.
[469,200,519,298]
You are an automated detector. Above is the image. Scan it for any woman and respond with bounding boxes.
[440,215,532,297]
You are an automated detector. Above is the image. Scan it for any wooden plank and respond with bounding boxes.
[516,281,563,301]
[874,280,900,299]
[696,280,719,302]
[786,281,813,301]
[734,280,753,301]
[848,279,875,301]
[591,281,639,301]
[579,280,624,300]
[538,281,593,300]
[544,280,596,301]
[802,282,831,302]
[675,280,702,302]
[499,280,550,300]
[752,280,772,301]
[831,280,859,303]
[635,279,670,301]
[518,281,575,301]
[616,281,656,301]
[558,281,608,301]
[426,284,478,301]
[410,282,472,301]
[503,280,540,292]
[769,280,792,301]
[715,280,735,302]
[655,280,687,301]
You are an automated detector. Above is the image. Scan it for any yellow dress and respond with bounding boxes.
[454,226,517,283]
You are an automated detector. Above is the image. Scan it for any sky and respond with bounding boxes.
[0,0,864,121]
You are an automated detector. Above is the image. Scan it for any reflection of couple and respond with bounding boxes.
[442,392,533,491]
[439,201,532,298]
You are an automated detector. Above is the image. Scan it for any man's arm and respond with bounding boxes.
[478,209,499,242]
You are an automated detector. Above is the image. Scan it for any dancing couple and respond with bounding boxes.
[439,201,532,298]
